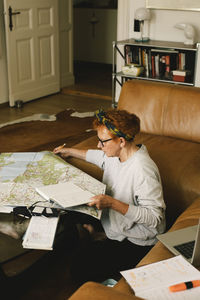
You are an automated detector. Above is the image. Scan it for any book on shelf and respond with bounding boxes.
[155,54,159,78]
[172,69,191,82]
[150,48,178,54]
[165,55,170,77]
[22,215,59,250]
[122,45,194,82]
[178,52,186,70]
[125,45,132,64]
[125,45,140,65]
[173,75,186,82]
[151,50,178,78]
[121,255,200,300]
[148,49,152,77]
[172,70,190,76]
[151,55,155,78]
[122,64,144,76]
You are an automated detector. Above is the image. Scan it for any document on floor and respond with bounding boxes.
[121,255,200,300]
[35,181,94,208]
[22,216,59,250]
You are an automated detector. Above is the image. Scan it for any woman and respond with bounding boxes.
[53,109,166,283]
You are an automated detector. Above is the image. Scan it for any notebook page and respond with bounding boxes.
[121,255,200,300]
[36,182,94,208]
[22,216,59,250]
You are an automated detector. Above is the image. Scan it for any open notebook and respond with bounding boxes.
[35,181,94,208]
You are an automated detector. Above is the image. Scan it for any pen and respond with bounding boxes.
[169,280,200,292]
[57,143,66,150]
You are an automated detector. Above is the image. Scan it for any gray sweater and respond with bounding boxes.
[86,145,166,246]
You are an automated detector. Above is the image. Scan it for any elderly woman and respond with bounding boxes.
[53,109,166,284]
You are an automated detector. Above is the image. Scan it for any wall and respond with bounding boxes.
[128,0,200,43]
[59,0,74,88]
[114,0,200,103]
[73,8,117,64]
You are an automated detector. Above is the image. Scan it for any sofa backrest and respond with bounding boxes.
[118,80,200,143]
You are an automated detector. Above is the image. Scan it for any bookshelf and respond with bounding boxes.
[112,39,200,106]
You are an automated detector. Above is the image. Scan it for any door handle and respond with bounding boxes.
[8,6,21,31]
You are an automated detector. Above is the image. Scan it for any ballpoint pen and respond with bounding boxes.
[169,280,200,292]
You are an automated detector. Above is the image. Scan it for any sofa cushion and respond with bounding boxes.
[134,132,200,226]
[118,80,200,143]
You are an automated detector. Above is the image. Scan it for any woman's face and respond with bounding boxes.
[97,126,121,157]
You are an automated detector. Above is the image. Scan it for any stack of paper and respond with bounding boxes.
[22,216,59,250]
[121,255,200,300]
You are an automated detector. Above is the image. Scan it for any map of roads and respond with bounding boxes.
[0,151,105,219]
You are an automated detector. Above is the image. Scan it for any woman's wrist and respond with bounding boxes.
[111,197,129,215]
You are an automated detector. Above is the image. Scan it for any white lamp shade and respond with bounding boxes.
[135,8,150,21]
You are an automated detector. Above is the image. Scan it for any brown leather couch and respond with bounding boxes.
[67,80,200,299]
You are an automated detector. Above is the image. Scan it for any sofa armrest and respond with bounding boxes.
[68,281,143,300]
[137,197,200,268]
[114,197,200,292]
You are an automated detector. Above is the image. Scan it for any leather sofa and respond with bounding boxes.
[67,80,200,299]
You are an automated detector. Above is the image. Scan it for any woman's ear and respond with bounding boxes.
[119,137,126,147]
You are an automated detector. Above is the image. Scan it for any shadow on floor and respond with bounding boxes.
[62,61,112,100]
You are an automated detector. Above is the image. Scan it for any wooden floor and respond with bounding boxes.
[0,62,112,125]
[1,63,112,300]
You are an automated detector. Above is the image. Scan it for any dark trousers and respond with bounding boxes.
[68,225,153,284]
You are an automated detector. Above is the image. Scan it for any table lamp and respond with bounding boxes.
[134,7,150,42]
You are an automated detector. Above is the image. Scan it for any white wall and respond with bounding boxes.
[128,0,200,43]
[74,8,117,64]
[114,0,200,104]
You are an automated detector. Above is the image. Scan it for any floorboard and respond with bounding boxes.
[0,62,112,125]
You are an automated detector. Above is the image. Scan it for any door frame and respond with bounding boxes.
[115,0,130,102]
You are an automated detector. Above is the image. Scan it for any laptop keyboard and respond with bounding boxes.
[174,240,195,259]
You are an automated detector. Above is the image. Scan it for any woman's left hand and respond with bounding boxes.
[88,194,129,215]
[88,194,113,210]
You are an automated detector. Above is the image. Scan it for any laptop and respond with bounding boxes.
[157,219,200,267]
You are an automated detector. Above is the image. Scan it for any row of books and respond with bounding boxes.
[124,45,193,82]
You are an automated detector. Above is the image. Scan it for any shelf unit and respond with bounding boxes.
[112,39,200,107]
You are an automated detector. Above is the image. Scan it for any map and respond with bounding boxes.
[0,151,105,219]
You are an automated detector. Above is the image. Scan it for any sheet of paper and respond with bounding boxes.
[121,255,200,300]
[0,205,14,213]
[22,216,59,250]
[36,181,94,208]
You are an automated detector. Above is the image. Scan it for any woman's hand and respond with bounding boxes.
[53,147,87,160]
[53,146,71,158]
[88,194,129,215]
[88,194,113,210]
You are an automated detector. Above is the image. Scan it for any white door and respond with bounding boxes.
[4,0,60,107]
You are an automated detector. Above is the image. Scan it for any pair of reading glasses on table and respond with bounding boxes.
[13,200,60,219]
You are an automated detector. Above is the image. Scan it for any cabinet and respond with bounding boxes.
[112,39,200,106]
